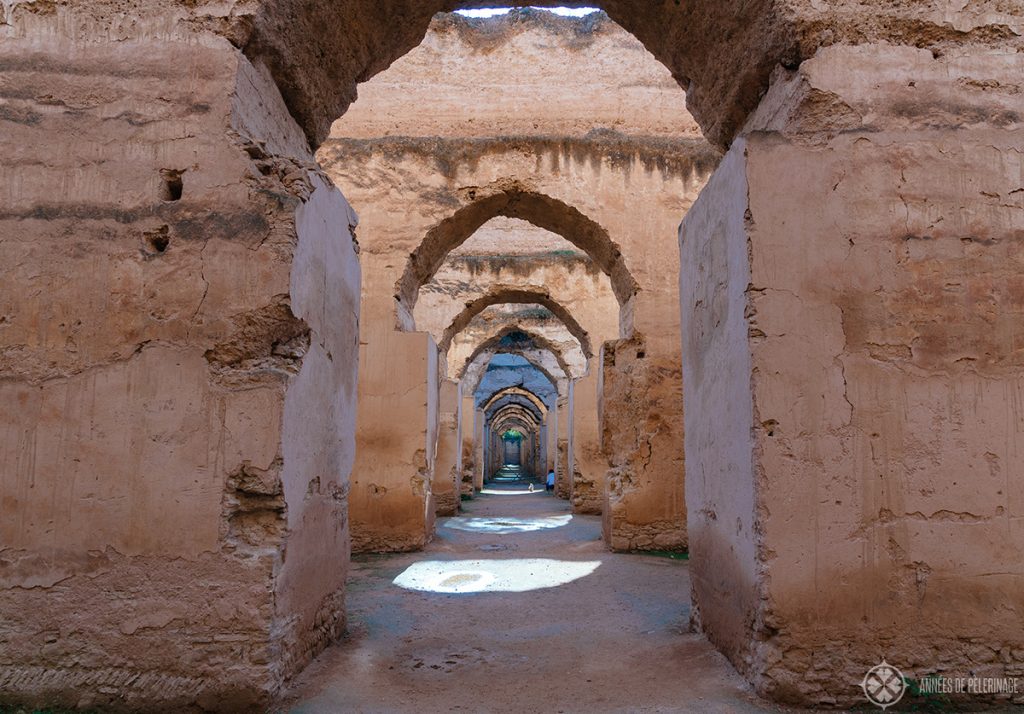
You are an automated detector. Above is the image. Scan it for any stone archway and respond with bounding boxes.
[485,387,549,480]
[461,341,571,496]
[460,329,575,384]
[3,1,1023,709]
[439,288,593,358]
[236,1,805,149]
[397,188,637,323]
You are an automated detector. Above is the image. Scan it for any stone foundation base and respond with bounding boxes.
[571,472,602,514]
[434,490,459,517]
[350,529,431,554]
[606,520,687,552]
[0,549,336,712]
[753,633,1024,708]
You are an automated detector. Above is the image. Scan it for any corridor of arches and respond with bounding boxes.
[321,9,701,556]
[2,0,1022,712]
[281,18,719,705]
[284,476,766,713]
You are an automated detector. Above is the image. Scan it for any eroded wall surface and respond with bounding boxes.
[433,379,461,516]
[0,7,359,709]
[682,37,1024,707]
[4,0,1020,709]
[349,330,438,552]
[319,12,715,551]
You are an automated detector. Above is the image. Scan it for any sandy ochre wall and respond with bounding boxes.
[1,0,1022,710]
[0,7,359,710]
[682,36,1024,707]
[321,10,716,553]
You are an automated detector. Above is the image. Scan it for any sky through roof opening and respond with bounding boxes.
[455,7,601,18]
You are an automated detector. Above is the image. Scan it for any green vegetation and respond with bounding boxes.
[901,679,957,713]
[634,550,689,560]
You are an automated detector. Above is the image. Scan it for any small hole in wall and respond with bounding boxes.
[143,225,170,254]
[159,169,184,201]
[636,351,646,359]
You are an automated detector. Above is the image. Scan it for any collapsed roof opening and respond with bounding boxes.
[455,7,601,18]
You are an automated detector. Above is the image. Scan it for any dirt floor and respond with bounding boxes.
[284,484,796,713]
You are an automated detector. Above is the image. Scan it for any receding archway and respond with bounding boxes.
[438,287,593,358]
[483,388,549,420]
[398,189,637,320]
[243,1,802,149]
[459,327,575,383]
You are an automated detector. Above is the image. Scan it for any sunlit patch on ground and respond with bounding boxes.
[442,514,572,534]
[393,558,601,593]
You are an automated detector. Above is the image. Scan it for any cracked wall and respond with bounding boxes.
[4,0,1020,709]
[318,12,714,552]
[602,334,687,551]
[682,37,1024,708]
[349,329,439,553]
[433,379,461,517]
[0,15,359,711]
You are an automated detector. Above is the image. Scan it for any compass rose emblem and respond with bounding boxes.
[861,660,907,709]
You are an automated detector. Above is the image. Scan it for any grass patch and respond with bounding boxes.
[901,679,957,713]
[633,550,689,560]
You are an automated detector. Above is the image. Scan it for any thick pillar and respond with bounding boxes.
[460,394,476,497]
[682,43,1024,706]
[571,366,605,514]
[433,379,460,517]
[556,394,571,498]
[602,327,687,551]
[474,408,486,490]
[538,424,548,479]
[547,394,559,475]
[0,17,358,709]
[350,329,437,552]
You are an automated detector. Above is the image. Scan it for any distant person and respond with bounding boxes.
[546,469,556,492]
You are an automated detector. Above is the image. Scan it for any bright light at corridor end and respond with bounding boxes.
[393,558,601,593]
[456,7,601,18]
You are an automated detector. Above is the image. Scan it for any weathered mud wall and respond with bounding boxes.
[320,136,710,548]
[603,333,687,551]
[336,11,700,141]
[683,39,1024,707]
[349,330,438,552]
[320,13,715,553]
[570,368,603,514]
[5,0,1018,709]
[433,379,461,516]
[0,16,359,711]
[234,1,828,148]
[679,142,760,671]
